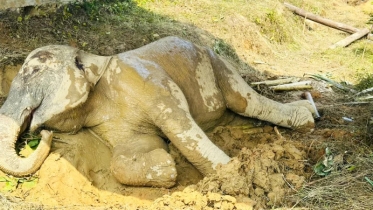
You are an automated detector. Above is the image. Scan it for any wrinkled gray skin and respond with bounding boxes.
[0,36,315,188]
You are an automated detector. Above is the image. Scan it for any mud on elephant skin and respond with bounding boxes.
[0,36,315,188]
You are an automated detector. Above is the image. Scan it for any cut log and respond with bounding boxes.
[330,28,370,49]
[284,2,373,40]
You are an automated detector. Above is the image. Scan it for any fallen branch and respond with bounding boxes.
[251,77,300,86]
[284,2,372,40]
[330,28,370,49]
[270,81,312,91]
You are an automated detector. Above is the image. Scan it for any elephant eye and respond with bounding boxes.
[32,67,40,74]
[75,57,84,71]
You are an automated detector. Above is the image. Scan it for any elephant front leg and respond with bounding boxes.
[110,135,177,188]
[152,98,231,175]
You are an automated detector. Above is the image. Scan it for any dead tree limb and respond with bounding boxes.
[284,2,372,40]
[330,28,370,49]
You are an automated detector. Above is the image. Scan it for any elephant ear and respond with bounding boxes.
[76,50,112,86]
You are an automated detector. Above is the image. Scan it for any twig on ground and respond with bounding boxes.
[307,139,316,156]
[274,126,284,140]
[282,174,298,192]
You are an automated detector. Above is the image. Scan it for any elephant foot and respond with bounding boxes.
[286,100,316,115]
[111,148,176,188]
[287,104,315,132]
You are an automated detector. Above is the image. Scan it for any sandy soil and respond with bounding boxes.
[0,122,310,209]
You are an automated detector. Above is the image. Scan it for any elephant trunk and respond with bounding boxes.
[0,114,53,176]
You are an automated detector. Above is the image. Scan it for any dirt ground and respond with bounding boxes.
[0,0,373,209]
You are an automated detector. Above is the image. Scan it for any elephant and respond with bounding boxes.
[0,36,315,188]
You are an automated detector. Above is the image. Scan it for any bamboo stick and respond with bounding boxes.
[270,81,312,91]
[251,77,300,86]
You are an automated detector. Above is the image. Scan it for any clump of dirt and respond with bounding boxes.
[195,139,307,209]
[148,186,252,210]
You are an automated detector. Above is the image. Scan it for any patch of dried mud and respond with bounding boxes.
[0,125,309,209]
[195,139,306,209]
[138,126,308,209]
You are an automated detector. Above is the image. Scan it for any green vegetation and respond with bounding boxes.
[355,73,373,91]
[213,39,240,63]
[353,42,373,90]
[254,9,291,43]
[16,132,41,157]
[0,176,38,192]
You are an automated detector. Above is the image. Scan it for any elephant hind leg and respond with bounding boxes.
[110,135,176,188]
[207,49,314,130]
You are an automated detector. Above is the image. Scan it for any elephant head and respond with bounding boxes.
[0,45,111,176]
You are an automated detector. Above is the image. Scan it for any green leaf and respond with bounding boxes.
[365,177,373,187]
[313,147,334,176]
[1,177,18,192]
[314,162,331,176]
[28,139,40,149]
[21,178,38,190]
[346,165,356,172]
[19,145,35,158]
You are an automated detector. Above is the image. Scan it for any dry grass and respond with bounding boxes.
[140,0,373,82]
[291,144,373,209]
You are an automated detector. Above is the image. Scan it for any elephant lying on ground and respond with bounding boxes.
[0,36,314,188]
